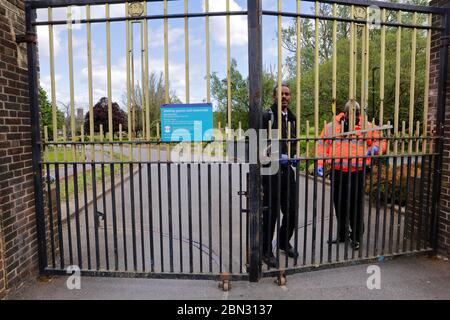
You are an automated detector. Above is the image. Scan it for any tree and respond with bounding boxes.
[122,72,181,137]
[39,87,64,140]
[279,0,430,133]
[84,97,127,136]
[57,101,72,130]
[282,3,350,77]
[211,59,277,131]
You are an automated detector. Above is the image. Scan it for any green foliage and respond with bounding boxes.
[209,2,431,136]
[123,72,181,137]
[84,97,128,134]
[366,161,421,207]
[281,4,429,132]
[39,87,64,139]
[211,59,276,131]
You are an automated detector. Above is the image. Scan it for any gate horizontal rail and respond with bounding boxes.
[27,0,449,14]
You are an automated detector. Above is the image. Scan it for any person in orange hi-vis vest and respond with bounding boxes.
[316,100,387,250]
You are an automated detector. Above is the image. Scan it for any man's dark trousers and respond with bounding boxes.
[262,164,297,256]
[332,169,365,242]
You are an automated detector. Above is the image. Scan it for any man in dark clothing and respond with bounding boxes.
[261,83,299,268]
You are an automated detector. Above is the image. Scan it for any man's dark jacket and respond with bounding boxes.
[263,104,297,157]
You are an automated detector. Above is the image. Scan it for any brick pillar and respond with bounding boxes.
[429,0,450,257]
[0,0,39,298]
[0,227,5,299]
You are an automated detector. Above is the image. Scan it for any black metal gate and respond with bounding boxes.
[25,0,449,283]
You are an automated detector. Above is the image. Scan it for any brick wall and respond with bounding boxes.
[429,0,450,257]
[0,0,39,298]
[0,225,5,299]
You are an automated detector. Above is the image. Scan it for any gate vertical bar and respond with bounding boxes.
[247,0,262,282]
[431,10,450,250]
[25,2,47,274]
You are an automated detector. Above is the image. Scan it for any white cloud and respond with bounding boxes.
[40,74,62,96]
[78,57,128,108]
[36,16,86,59]
[148,26,186,50]
[82,4,126,19]
[74,55,200,108]
[36,25,63,58]
[203,0,248,47]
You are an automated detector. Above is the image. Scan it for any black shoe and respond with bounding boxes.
[262,254,277,268]
[352,241,360,250]
[280,245,299,259]
[327,237,346,244]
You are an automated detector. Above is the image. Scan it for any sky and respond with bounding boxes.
[35,0,319,114]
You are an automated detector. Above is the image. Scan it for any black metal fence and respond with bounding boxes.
[41,141,252,280]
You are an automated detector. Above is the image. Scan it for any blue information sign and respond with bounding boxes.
[160,103,213,142]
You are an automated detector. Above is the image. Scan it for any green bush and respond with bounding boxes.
[366,160,422,208]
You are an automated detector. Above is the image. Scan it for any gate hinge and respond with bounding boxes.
[16,32,37,44]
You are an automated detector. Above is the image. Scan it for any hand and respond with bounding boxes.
[317,166,324,177]
[367,146,379,156]
[290,155,299,166]
[280,154,289,166]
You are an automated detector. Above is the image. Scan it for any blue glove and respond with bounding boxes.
[367,146,379,156]
[280,154,289,166]
[317,166,324,177]
[290,155,299,166]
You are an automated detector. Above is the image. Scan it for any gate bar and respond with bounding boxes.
[423,14,432,154]
[379,9,386,128]
[226,0,231,129]
[247,0,262,282]
[394,11,401,155]
[26,0,47,275]
[164,0,169,104]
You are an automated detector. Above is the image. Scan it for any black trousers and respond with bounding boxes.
[332,169,365,242]
[262,165,297,255]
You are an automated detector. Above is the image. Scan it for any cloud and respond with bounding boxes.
[77,57,128,108]
[148,26,185,50]
[203,0,248,47]
[40,74,62,96]
[74,55,202,108]
[36,25,63,58]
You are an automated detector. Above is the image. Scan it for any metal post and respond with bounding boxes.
[247,0,262,282]
[25,2,48,275]
[371,66,379,121]
[431,10,450,250]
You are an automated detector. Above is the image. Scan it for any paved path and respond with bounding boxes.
[8,255,450,300]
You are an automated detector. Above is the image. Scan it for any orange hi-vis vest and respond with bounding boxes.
[317,113,387,172]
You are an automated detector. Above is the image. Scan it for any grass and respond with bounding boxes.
[58,163,127,202]
[45,146,84,162]
[46,149,131,204]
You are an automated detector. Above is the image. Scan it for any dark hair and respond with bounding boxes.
[272,83,289,96]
